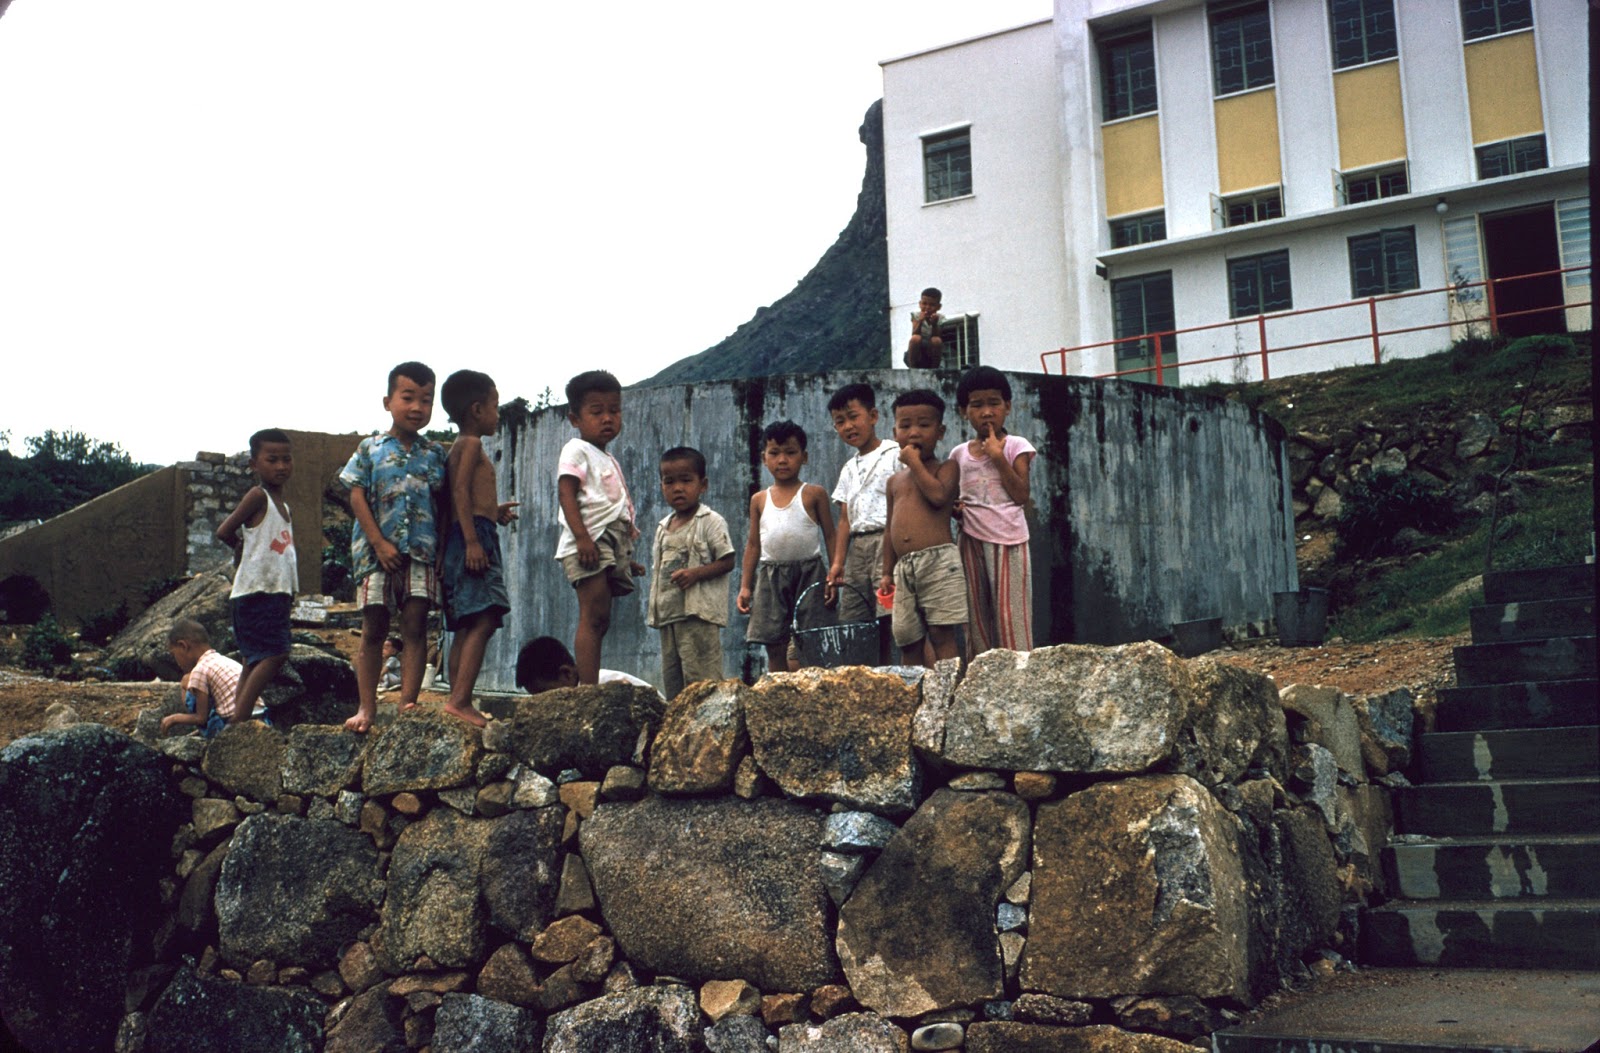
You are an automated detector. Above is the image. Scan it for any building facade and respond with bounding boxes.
[882,0,1590,383]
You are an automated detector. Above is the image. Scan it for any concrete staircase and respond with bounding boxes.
[1361,561,1598,971]
[1216,562,1600,1053]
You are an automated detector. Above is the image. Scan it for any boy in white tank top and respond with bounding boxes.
[737,420,835,675]
[216,428,298,726]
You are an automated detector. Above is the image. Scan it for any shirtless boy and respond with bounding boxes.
[880,388,967,667]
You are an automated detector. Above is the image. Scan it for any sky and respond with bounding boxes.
[0,0,1050,466]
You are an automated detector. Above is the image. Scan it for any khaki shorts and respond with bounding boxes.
[891,543,968,647]
[745,556,826,645]
[357,557,441,612]
[560,519,637,597]
[659,617,724,700]
[836,532,887,625]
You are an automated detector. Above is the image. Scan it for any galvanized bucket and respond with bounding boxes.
[790,581,879,668]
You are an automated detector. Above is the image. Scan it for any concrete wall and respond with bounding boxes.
[476,369,1297,692]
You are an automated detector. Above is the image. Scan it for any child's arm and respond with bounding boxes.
[449,439,488,572]
[900,445,959,508]
[215,486,268,566]
[671,552,736,591]
[558,474,599,569]
[736,492,764,615]
[807,485,837,569]
[160,685,212,733]
[350,486,403,572]
[879,485,898,595]
[976,427,1034,506]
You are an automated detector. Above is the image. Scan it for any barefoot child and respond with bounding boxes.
[737,421,835,675]
[339,361,447,732]
[649,446,736,699]
[438,369,519,726]
[215,428,297,724]
[825,382,899,664]
[557,370,644,684]
[881,389,967,668]
[952,365,1037,657]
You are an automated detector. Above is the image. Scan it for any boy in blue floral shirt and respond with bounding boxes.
[339,361,448,732]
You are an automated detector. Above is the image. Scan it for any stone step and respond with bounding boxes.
[1453,636,1596,687]
[1418,725,1600,782]
[1393,778,1600,837]
[1386,834,1600,900]
[1359,898,1600,970]
[1213,967,1600,1053]
[1434,679,1598,733]
[1469,595,1597,644]
[1483,562,1596,604]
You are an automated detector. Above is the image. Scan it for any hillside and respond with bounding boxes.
[638,101,891,386]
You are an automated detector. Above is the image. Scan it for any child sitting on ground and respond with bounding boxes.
[556,370,644,684]
[438,368,520,726]
[881,389,967,668]
[378,637,402,692]
[904,287,945,369]
[215,427,297,725]
[161,619,242,738]
[648,446,736,699]
[514,636,654,694]
[338,361,448,732]
[825,382,900,664]
[952,365,1037,657]
[737,420,835,675]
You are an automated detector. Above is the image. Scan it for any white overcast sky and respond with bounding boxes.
[0,0,1049,466]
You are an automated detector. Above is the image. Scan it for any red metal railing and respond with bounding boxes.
[1039,265,1592,383]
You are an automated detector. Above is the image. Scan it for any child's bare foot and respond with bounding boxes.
[442,702,487,728]
[343,710,374,733]
[399,701,420,712]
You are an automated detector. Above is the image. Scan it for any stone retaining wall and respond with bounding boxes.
[0,647,1410,1053]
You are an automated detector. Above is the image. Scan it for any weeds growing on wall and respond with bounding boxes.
[1334,470,1456,559]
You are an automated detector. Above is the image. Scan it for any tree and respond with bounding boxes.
[0,431,150,524]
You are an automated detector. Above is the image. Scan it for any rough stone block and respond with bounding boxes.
[649,679,751,795]
[362,712,482,796]
[202,722,286,802]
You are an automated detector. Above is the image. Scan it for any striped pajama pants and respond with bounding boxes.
[959,532,1032,659]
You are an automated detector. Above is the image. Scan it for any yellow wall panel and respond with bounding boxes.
[1334,60,1407,170]
[1465,32,1543,144]
[1102,114,1164,217]
[1215,89,1281,194]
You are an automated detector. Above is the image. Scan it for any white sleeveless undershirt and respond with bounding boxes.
[758,486,821,563]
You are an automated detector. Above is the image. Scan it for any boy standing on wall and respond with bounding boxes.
[648,446,736,699]
[825,382,899,664]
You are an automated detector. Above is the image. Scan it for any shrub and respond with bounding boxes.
[21,613,73,671]
[79,602,130,646]
[1334,469,1456,559]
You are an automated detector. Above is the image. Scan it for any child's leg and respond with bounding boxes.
[573,574,613,684]
[234,654,288,721]
[990,541,1033,653]
[397,597,430,708]
[660,625,685,701]
[764,642,789,676]
[925,624,960,666]
[348,605,391,732]
[442,614,493,726]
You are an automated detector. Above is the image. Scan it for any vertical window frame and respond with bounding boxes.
[1228,249,1294,317]
[1111,270,1178,365]
[1099,24,1158,122]
[1328,0,1399,69]
[922,127,973,204]
[1348,226,1420,297]
[1210,0,1276,96]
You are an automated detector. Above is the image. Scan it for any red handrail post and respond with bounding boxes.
[1153,334,1164,386]
[1368,297,1381,364]
[1257,315,1270,380]
[1485,276,1500,335]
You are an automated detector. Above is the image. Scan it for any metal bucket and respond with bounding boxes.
[1274,588,1330,647]
[1170,616,1223,657]
[790,581,879,668]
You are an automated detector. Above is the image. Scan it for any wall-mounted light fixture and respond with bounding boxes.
[1435,197,1449,215]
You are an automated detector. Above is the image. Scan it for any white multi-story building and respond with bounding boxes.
[881,0,1590,383]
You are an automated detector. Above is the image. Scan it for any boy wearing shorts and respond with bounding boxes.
[339,361,448,732]
[649,446,736,699]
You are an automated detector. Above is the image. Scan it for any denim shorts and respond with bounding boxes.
[441,516,511,632]
[185,689,228,739]
[232,592,292,665]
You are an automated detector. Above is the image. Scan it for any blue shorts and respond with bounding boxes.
[232,592,292,665]
[185,689,228,739]
[442,516,511,632]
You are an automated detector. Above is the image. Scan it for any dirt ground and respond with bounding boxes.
[0,623,1464,749]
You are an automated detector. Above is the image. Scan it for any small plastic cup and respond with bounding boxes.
[876,585,895,610]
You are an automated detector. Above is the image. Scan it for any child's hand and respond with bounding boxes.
[823,581,837,607]
[899,444,923,467]
[160,713,182,732]
[497,502,519,525]
[737,586,753,615]
[374,538,404,573]
[670,567,697,590]
[630,561,646,578]
[465,540,488,573]
[576,537,600,569]
[826,564,844,588]
[978,425,1006,462]
[952,499,965,521]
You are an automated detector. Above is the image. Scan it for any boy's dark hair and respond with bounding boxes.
[760,420,808,451]
[956,365,1012,407]
[892,389,946,418]
[389,362,436,394]
[921,287,942,302]
[248,428,291,457]
[565,370,622,409]
[827,383,877,413]
[167,619,210,646]
[516,636,575,692]
[659,446,707,478]
[386,636,403,650]
[441,369,497,426]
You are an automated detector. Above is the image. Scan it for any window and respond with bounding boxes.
[1556,198,1590,288]
[1461,0,1532,40]
[1443,214,1485,302]
[1476,135,1548,179]
[1109,211,1167,247]
[1341,163,1409,204]
[1329,0,1398,68]
[1210,2,1275,95]
[1349,227,1419,296]
[1228,250,1292,316]
[936,314,980,369]
[1111,272,1177,368]
[1100,26,1157,121]
[923,129,972,203]
[1222,187,1283,227]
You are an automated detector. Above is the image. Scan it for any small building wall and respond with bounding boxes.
[476,370,1297,692]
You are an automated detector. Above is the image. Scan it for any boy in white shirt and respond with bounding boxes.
[824,383,899,664]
